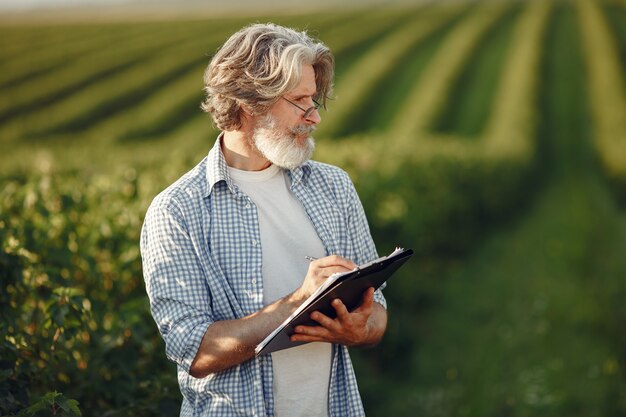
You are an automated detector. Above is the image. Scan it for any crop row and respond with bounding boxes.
[0,24,203,125]
[576,0,626,201]
[121,5,454,144]
[390,1,512,137]
[3,20,274,141]
[0,10,401,145]
[0,23,123,68]
[96,10,408,142]
[343,6,475,137]
[0,28,130,89]
[0,6,442,145]
[315,1,514,139]
[0,3,615,415]
[432,5,520,137]
[38,45,209,138]
[87,10,394,142]
[317,0,551,255]
[0,19,266,92]
[316,3,467,138]
[325,7,419,80]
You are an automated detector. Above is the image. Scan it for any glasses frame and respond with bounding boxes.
[282,97,321,119]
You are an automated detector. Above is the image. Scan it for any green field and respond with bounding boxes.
[1,1,626,416]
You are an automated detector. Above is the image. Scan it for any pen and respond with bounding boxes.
[305,256,318,262]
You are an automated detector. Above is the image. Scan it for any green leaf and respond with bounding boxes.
[52,287,84,298]
[56,395,82,417]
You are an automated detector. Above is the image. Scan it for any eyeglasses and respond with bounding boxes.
[282,97,321,119]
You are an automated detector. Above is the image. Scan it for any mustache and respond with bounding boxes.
[291,124,316,136]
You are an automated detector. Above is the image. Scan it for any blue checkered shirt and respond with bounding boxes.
[140,137,386,416]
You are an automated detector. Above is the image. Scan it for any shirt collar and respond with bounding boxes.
[205,132,313,196]
[205,133,235,197]
[286,161,311,189]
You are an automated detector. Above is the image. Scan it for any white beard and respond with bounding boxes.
[252,114,315,170]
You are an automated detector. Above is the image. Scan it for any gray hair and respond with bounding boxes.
[201,23,334,131]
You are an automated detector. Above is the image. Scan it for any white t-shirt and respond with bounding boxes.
[228,164,332,417]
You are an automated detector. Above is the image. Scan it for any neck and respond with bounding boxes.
[221,130,271,171]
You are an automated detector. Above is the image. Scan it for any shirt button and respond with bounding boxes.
[252,239,258,246]
[251,278,257,284]
[245,203,251,209]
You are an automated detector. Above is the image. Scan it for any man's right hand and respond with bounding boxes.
[294,255,357,301]
[190,254,357,377]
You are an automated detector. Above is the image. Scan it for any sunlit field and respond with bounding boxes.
[1,0,626,415]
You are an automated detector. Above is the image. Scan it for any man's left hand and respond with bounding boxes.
[290,287,387,347]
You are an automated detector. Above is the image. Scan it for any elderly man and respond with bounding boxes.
[141,23,387,416]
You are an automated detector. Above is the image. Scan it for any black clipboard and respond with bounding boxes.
[255,247,414,356]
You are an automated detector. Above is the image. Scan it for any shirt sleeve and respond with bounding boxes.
[140,202,214,373]
[344,176,387,310]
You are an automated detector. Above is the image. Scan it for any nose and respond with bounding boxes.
[305,107,321,125]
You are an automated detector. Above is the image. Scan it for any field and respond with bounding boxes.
[1,0,626,415]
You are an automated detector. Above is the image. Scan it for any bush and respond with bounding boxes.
[0,171,179,416]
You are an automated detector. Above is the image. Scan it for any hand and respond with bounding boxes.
[294,255,357,301]
[290,287,380,347]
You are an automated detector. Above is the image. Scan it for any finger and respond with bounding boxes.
[309,310,340,330]
[290,333,331,343]
[319,265,355,277]
[314,255,357,270]
[293,324,330,338]
[309,265,354,281]
[331,298,350,320]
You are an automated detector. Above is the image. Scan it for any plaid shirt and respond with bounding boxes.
[140,137,386,416]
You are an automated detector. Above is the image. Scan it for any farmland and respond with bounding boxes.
[1,0,626,415]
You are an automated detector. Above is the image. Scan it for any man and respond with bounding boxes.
[140,23,387,416]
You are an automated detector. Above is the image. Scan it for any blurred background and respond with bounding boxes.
[1,0,625,415]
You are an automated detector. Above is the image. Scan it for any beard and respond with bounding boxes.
[252,114,316,170]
